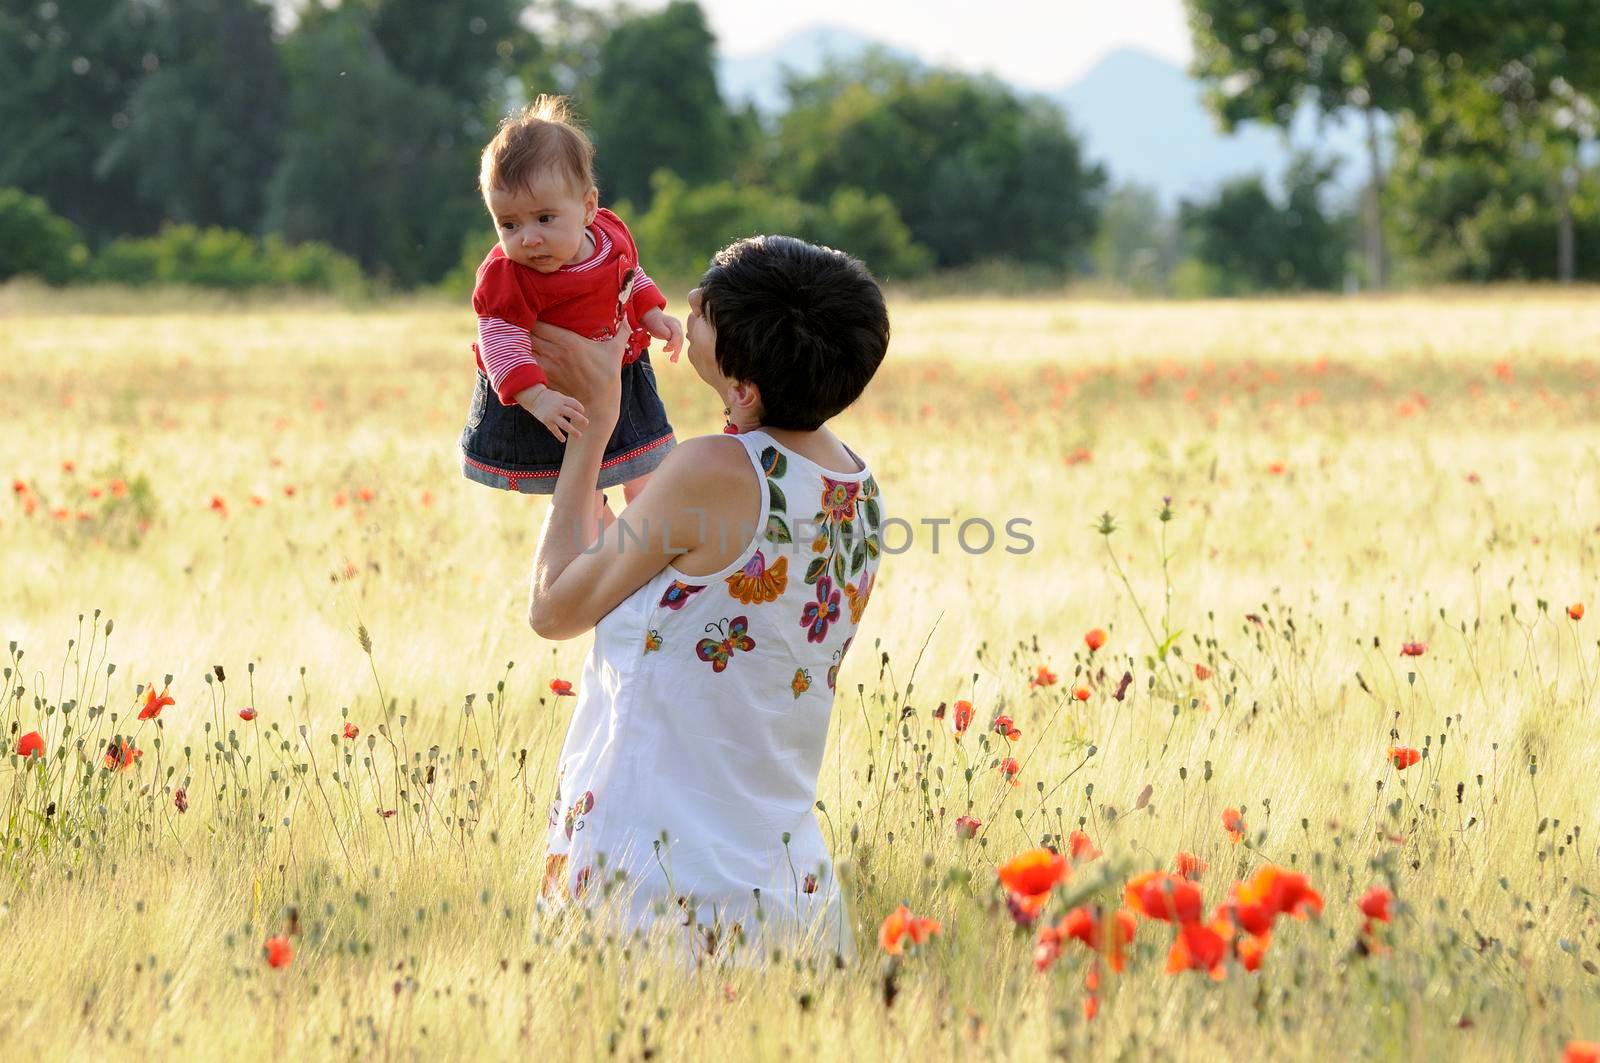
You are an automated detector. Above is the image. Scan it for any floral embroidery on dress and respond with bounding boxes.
[563,789,595,839]
[844,570,875,624]
[643,628,663,653]
[827,636,854,693]
[760,446,794,546]
[804,473,882,589]
[660,581,706,610]
[791,668,812,698]
[726,548,788,604]
[696,615,756,672]
[800,576,842,643]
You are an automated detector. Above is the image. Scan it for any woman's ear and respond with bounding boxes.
[729,379,763,424]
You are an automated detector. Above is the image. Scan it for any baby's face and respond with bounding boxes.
[486,175,597,273]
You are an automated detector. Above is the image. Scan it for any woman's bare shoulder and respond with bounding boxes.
[649,435,757,502]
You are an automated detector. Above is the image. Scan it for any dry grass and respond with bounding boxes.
[2,285,1599,1060]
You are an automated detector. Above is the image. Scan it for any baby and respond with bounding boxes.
[460,95,680,504]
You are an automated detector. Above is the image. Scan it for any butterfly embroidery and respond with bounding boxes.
[827,636,854,693]
[696,616,756,673]
[660,581,705,611]
[800,575,841,643]
[725,549,788,604]
[844,571,875,624]
[791,668,812,699]
[643,628,663,653]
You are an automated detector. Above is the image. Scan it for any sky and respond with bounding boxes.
[574,0,1195,89]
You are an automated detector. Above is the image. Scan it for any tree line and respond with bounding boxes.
[1,0,1596,295]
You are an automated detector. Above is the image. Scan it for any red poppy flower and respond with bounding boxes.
[1222,807,1245,843]
[264,935,293,968]
[1165,917,1233,978]
[1566,1042,1600,1063]
[992,714,1021,741]
[1388,746,1421,770]
[10,479,26,495]
[209,495,228,517]
[1236,932,1269,972]
[1029,665,1058,688]
[239,707,257,721]
[174,787,188,813]
[802,873,817,894]
[1226,865,1323,938]
[1359,885,1393,925]
[16,731,43,759]
[878,904,940,954]
[138,684,175,721]
[357,487,375,503]
[549,678,575,697]
[62,460,75,474]
[1037,906,1137,972]
[1084,628,1107,652]
[1193,663,1211,681]
[1569,603,1585,621]
[955,815,981,839]
[1072,684,1091,702]
[1067,829,1100,862]
[1125,870,1204,924]
[104,737,141,771]
[1399,642,1426,657]
[998,757,1020,785]
[1173,851,1207,880]
[342,723,359,740]
[952,699,973,736]
[999,847,1069,922]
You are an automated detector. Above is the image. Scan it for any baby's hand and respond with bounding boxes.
[515,384,588,443]
[641,307,683,362]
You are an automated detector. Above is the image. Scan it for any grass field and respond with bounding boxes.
[4,285,1600,1059]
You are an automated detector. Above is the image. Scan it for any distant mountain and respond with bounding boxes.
[717,28,1371,207]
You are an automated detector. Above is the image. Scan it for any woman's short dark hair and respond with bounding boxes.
[698,236,889,431]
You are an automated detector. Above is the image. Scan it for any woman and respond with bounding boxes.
[525,236,889,965]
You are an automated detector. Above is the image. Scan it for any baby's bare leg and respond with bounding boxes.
[620,474,650,505]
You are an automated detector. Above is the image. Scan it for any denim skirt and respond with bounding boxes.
[459,353,675,494]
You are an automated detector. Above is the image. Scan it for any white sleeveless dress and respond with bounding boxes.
[541,429,882,964]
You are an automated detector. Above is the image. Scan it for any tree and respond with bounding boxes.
[587,1,732,209]
[266,0,535,286]
[771,53,1105,269]
[97,0,285,233]
[1186,0,1427,289]
[0,1,163,242]
[0,187,89,284]
[1180,154,1351,293]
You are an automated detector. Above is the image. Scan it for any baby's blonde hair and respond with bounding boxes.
[479,95,595,198]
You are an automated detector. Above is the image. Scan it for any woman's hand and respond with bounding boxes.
[528,322,627,420]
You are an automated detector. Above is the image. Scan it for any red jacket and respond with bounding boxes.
[471,208,666,405]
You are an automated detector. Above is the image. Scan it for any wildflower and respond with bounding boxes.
[998,757,1020,785]
[878,904,940,954]
[208,495,228,517]
[991,714,1020,741]
[1067,829,1100,862]
[357,487,375,503]
[1222,807,1245,843]
[377,808,397,818]
[1173,851,1207,880]
[1388,746,1421,770]
[264,935,293,968]
[1072,684,1091,702]
[138,684,175,721]
[1037,906,1136,973]
[1266,462,1286,475]
[110,479,127,498]
[104,737,141,771]
[999,847,1069,922]
[62,460,75,474]
[550,678,575,697]
[955,815,981,839]
[1125,870,1204,924]
[174,787,188,813]
[16,732,43,759]
[1236,932,1269,972]
[1566,1042,1600,1063]
[1222,866,1323,940]
[952,699,973,737]
[1029,665,1058,688]
[1165,917,1233,978]
[10,479,25,495]
[342,723,359,740]
[931,701,947,720]
[1193,663,1211,681]
[1569,603,1585,621]
[283,484,297,497]
[1084,628,1107,652]
[802,873,817,894]
[239,707,257,721]
[1359,885,1393,936]
[1399,642,1426,657]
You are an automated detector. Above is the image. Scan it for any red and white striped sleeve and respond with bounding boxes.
[478,315,547,405]
[628,266,666,323]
